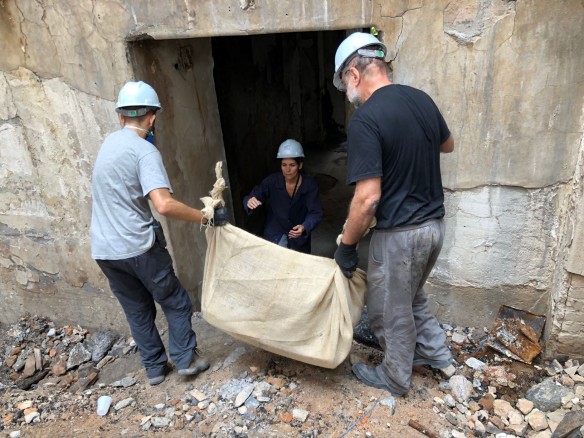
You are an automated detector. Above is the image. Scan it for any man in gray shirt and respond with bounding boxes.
[91,81,225,385]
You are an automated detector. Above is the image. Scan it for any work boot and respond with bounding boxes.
[149,374,165,386]
[413,355,456,378]
[148,362,171,386]
[352,364,392,392]
[178,349,210,377]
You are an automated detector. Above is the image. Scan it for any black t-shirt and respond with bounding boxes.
[346,84,451,229]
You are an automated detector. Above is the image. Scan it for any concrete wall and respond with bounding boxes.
[1,0,583,358]
[371,0,584,358]
[0,0,376,330]
[131,38,228,310]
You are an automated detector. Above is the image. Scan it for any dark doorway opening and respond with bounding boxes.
[212,30,354,258]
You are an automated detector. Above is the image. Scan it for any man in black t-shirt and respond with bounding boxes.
[332,32,456,396]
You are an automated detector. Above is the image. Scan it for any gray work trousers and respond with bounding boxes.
[97,240,197,379]
[367,218,451,395]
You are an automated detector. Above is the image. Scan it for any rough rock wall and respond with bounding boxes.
[0,0,375,330]
[373,0,584,356]
[0,68,124,327]
[130,38,228,309]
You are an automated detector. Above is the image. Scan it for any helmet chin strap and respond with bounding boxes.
[124,125,156,142]
[125,125,150,134]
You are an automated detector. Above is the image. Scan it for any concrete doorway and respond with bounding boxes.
[129,30,371,278]
[212,30,366,260]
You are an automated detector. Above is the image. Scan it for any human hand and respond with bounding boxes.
[213,207,228,226]
[334,241,358,279]
[247,197,262,210]
[288,225,305,239]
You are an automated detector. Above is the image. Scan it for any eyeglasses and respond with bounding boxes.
[337,68,349,92]
[337,54,359,92]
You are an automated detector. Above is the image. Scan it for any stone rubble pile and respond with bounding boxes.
[434,324,584,438]
[2,315,584,438]
[1,353,336,437]
[0,314,136,425]
[136,369,317,436]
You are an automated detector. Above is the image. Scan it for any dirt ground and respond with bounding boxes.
[0,315,467,438]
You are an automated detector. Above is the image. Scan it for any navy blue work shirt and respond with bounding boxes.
[243,172,323,253]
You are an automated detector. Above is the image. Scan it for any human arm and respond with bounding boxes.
[334,177,381,278]
[340,177,381,245]
[245,196,263,210]
[243,176,272,214]
[302,180,323,233]
[149,188,208,223]
[440,135,454,153]
[289,179,323,239]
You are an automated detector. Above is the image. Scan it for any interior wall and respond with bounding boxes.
[130,39,229,308]
[211,31,347,249]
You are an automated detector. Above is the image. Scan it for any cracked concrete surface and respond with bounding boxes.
[443,0,516,45]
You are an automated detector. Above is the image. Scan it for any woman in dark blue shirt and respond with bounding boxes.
[243,139,323,254]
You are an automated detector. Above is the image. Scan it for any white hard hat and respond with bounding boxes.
[276,139,304,159]
[115,81,161,116]
[333,32,387,91]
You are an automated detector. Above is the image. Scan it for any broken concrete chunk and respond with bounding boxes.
[451,332,467,344]
[443,394,456,408]
[96,355,113,369]
[114,397,134,411]
[66,343,92,370]
[234,383,254,408]
[34,348,42,371]
[89,330,118,363]
[292,408,309,423]
[449,375,474,403]
[564,366,579,378]
[507,408,523,425]
[24,411,39,424]
[516,398,534,415]
[12,352,28,372]
[493,399,513,418]
[527,409,549,431]
[507,421,528,436]
[526,378,573,412]
[380,396,396,415]
[22,355,37,378]
[219,378,250,401]
[111,376,137,388]
[465,357,487,370]
[189,389,207,402]
[551,410,584,438]
[52,356,67,376]
[151,417,169,428]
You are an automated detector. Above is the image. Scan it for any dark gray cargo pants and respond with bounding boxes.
[367,218,451,395]
[97,240,197,379]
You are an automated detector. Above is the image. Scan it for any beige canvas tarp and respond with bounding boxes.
[201,224,367,369]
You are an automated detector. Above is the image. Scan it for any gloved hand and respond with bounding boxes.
[213,207,228,226]
[334,241,358,279]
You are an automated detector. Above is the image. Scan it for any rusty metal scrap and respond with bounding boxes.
[485,305,546,364]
